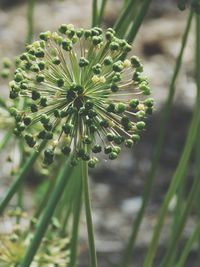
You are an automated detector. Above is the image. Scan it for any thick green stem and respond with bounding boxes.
[114,0,136,33]
[0,141,46,215]
[160,171,200,267]
[126,0,152,43]
[174,221,200,267]
[120,10,193,267]
[34,176,58,219]
[27,0,35,44]
[70,163,82,267]
[160,11,200,267]
[143,21,200,267]
[97,0,108,26]
[0,130,13,152]
[92,0,98,27]
[19,155,74,267]
[82,160,98,267]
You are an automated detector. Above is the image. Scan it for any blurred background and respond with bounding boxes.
[0,0,197,266]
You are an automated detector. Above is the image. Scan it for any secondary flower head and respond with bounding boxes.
[9,24,154,167]
[0,210,70,266]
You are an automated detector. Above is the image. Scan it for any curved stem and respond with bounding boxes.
[126,0,152,43]
[97,0,108,26]
[120,10,193,267]
[143,17,200,267]
[0,141,46,215]
[82,160,98,267]
[27,0,35,44]
[114,0,136,33]
[174,221,200,267]
[0,129,13,152]
[19,155,74,267]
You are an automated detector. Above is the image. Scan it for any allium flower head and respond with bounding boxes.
[0,210,70,266]
[9,24,154,167]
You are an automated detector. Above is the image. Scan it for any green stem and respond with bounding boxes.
[92,0,98,27]
[161,12,200,267]
[26,0,35,44]
[0,129,13,151]
[174,221,200,267]
[34,175,58,219]
[97,0,108,26]
[114,0,135,33]
[143,23,200,267]
[70,163,82,267]
[126,0,152,43]
[160,170,200,267]
[0,141,46,215]
[19,155,74,267]
[82,160,98,267]
[120,10,193,267]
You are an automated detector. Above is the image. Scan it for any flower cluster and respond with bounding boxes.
[0,210,70,266]
[9,24,154,167]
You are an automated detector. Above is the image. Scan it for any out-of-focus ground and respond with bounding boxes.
[0,0,198,266]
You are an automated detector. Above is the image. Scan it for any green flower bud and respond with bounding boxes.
[125,139,134,148]
[131,134,140,142]
[113,61,123,72]
[88,158,98,168]
[129,99,139,109]
[56,78,64,87]
[110,84,119,92]
[92,145,102,153]
[62,123,73,134]
[103,56,113,66]
[109,152,118,160]
[52,56,61,65]
[2,57,11,68]
[23,116,32,126]
[41,114,50,124]
[25,134,36,147]
[61,146,71,155]
[79,57,89,67]
[83,135,92,144]
[104,146,112,154]
[36,74,45,83]
[32,90,41,100]
[109,42,119,51]
[43,148,54,165]
[30,103,38,113]
[136,121,145,130]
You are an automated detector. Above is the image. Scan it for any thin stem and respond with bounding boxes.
[26,0,35,44]
[70,162,82,267]
[92,0,98,27]
[120,10,193,267]
[143,20,200,267]
[0,130,13,152]
[97,0,108,26]
[34,176,58,219]
[174,221,200,267]
[0,141,46,215]
[114,0,135,32]
[82,160,98,267]
[19,155,74,267]
[126,0,152,43]
[160,171,200,267]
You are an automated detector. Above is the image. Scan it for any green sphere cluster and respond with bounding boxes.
[0,210,70,267]
[9,24,154,167]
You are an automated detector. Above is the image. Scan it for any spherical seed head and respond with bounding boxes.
[9,24,154,167]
